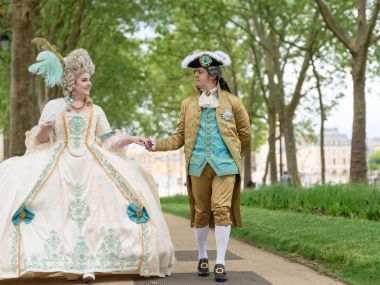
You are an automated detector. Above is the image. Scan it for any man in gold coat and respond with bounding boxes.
[150,51,251,282]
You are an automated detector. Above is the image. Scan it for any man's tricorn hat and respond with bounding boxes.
[181,50,231,68]
[181,50,233,93]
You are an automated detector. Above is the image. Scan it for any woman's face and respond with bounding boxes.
[73,72,92,97]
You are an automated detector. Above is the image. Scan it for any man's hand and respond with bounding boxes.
[141,139,154,152]
[132,136,152,149]
[146,139,155,152]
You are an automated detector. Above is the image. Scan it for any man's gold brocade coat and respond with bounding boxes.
[156,90,251,227]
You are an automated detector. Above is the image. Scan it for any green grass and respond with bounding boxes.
[240,184,380,221]
[161,196,380,285]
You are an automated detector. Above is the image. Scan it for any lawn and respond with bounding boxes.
[240,184,380,221]
[161,195,380,285]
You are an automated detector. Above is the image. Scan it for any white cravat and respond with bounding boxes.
[199,87,219,108]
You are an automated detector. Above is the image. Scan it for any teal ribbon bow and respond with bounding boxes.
[127,204,149,224]
[12,205,35,225]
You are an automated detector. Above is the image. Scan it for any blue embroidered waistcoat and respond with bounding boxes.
[189,107,239,177]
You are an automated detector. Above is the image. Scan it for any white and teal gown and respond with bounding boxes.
[0,98,175,279]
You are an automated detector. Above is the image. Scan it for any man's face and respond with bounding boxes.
[193,67,214,89]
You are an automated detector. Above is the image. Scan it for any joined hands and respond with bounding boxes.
[131,136,154,151]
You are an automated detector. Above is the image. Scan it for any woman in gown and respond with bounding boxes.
[0,40,175,282]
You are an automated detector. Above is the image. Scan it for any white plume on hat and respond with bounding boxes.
[181,50,232,68]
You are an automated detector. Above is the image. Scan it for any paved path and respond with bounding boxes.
[0,213,347,284]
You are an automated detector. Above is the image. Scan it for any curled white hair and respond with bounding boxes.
[63,49,95,96]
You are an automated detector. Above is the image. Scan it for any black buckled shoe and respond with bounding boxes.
[214,264,227,282]
[197,258,210,277]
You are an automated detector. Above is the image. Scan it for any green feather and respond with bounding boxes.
[28,51,64,87]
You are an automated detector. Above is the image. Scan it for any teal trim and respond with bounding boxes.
[99,128,116,141]
[22,142,65,206]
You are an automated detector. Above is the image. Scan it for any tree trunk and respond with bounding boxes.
[243,148,252,187]
[262,149,270,185]
[268,109,278,183]
[46,86,62,101]
[315,0,380,183]
[350,50,367,182]
[319,93,326,184]
[282,113,300,185]
[279,133,283,176]
[313,59,326,184]
[3,133,9,160]
[9,0,39,157]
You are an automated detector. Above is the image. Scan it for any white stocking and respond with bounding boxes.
[215,225,231,265]
[194,226,209,259]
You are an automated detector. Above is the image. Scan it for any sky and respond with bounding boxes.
[320,80,380,139]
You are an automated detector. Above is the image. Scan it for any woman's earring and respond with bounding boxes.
[68,95,74,104]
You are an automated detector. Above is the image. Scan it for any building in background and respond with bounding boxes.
[368,138,380,153]
[253,128,360,186]
[299,128,351,185]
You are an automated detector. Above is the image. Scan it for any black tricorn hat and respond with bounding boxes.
[181,50,231,68]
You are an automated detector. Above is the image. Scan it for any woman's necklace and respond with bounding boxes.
[65,96,87,113]
[69,101,87,113]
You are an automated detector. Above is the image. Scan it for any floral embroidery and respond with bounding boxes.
[22,231,70,272]
[68,184,90,232]
[68,184,94,271]
[141,223,152,273]
[97,229,139,270]
[9,226,18,274]
[39,231,69,270]
[21,228,143,273]
[73,237,95,271]
[68,115,86,149]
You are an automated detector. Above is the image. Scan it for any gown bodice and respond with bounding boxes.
[63,113,91,157]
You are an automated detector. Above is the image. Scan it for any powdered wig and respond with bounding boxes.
[208,65,222,81]
[207,65,231,93]
[63,49,95,96]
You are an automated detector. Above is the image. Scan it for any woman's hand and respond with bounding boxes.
[116,135,151,148]
[131,136,151,148]
[36,121,55,143]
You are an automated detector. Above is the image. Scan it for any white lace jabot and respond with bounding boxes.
[198,87,219,108]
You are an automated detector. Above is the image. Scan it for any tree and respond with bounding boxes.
[0,1,11,159]
[219,0,323,185]
[9,0,39,156]
[315,0,380,182]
